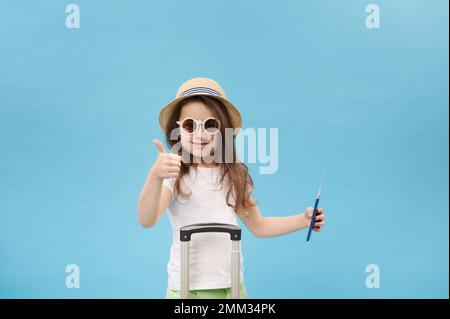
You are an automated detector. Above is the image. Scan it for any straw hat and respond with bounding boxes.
[158,77,242,132]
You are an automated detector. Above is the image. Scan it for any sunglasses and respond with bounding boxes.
[176,117,221,135]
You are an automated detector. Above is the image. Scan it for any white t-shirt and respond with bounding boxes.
[162,166,245,291]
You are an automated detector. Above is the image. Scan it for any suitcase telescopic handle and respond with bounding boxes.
[180,223,242,241]
[179,223,242,299]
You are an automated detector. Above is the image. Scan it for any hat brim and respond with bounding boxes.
[159,93,242,133]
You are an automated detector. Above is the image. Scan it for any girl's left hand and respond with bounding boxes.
[304,207,325,232]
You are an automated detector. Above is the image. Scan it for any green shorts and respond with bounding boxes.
[166,283,249,299]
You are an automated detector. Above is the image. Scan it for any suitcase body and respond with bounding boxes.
[179,223,242,299]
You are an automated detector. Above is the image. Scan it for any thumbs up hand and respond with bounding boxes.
[151,139,182,180]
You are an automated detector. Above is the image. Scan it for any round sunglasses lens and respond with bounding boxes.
[204,119,219,133]
[182,119,196,133]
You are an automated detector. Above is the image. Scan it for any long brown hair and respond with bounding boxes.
[164,95,256,212]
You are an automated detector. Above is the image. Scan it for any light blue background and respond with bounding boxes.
[0,0,448,298]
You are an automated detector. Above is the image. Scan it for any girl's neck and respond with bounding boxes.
[196,163,219,168]
[191,156,219,168]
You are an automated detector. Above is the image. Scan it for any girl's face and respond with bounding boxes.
[178,100,219,161]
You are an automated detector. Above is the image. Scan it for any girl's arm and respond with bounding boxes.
[137,169,173,228]
[236,197,325,238]
[137,139,181,228]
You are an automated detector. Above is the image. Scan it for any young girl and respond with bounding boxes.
[137,78,325,299]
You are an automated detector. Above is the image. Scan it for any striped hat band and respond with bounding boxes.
[179,86,222,98]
